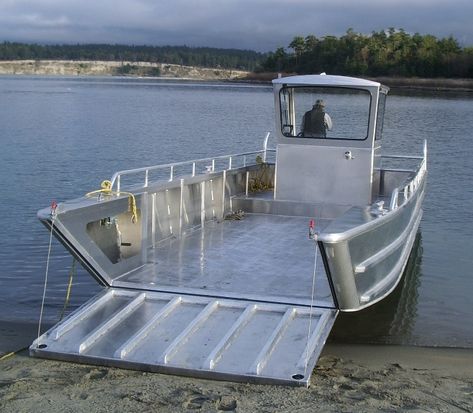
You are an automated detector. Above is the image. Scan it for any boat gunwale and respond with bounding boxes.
[319,151,427,243]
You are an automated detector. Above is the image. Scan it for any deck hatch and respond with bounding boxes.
[31,288,337,386]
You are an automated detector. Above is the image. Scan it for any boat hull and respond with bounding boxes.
[319,177,425,311]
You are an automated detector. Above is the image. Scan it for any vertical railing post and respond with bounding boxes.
[117,175,121,195]
[212,159,215,172]
[192,162,196,177]
[228,157,232,170]
[145,170,149,187]
[390,188,399,211]
[169,165,174,182]
[263,132,270,163]
[423,140,428,165]
[200,181,206,228]
[179,179,184,237]
[222,170,226,220]
[141,192,149,264]
[151,193,156,247]
[245,171,249,197]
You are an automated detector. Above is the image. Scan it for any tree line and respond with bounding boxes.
[260,28,473,78]
[2,29,472,78]
[0,42,264,71]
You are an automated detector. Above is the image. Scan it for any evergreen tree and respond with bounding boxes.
[259,29,473,78]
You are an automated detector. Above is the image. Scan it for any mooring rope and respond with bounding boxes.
[303,239,319,376]
[58,258,76,322]
[37,205,57,342]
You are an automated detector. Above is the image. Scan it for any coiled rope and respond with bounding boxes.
[5,179,136,361]
[85,180,138,223]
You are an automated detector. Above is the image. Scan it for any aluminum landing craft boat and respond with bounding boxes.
[31,75,427,386]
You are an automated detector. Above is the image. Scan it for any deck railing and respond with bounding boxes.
[110,133,274,193]
[384,140,427,211]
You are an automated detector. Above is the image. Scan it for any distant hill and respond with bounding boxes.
[0,42,266,71]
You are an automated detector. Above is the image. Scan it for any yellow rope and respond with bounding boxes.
[2,257,76,363]
[0,345,31,362]
[85,180,138,223]
[58,258,76,322]
[0,352,15,361]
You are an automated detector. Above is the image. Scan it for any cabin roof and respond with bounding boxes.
[272,74,381,88]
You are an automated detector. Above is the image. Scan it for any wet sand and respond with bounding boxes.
[1,337,472,412]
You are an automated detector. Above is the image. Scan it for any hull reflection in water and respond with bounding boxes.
[330,232,423,345]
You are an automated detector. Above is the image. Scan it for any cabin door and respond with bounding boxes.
[275,143,373,206]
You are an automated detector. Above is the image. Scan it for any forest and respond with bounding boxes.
[260,29,473,78]
[1,28,473,78]
[0,43,264,71]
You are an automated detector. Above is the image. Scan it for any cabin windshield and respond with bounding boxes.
[279,86,371,140]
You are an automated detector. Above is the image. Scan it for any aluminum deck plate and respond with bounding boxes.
[31,289,337,386]
[115,214,335,307]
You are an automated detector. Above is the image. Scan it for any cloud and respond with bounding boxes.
[0,0,471,51]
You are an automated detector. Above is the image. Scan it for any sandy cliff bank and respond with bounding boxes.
[0,59,250,80]
[1,60,473,92]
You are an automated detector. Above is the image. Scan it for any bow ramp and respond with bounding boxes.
[31,195,338,386]
[33,289,336,386]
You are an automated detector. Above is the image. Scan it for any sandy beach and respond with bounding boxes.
[1,332,472,413]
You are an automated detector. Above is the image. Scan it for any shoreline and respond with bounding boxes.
[1,320,473,412]
[243,71,473,92]
[0,59,250,81]
[1,340,472,412]
[1,60,473,92]
[3,318,473,358]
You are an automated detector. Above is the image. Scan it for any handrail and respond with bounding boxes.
[262,132,270,162]
[387,140,427,211]
[381,154,423,160]
[110,134,276,193]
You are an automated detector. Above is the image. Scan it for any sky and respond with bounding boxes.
[0,0,472,52]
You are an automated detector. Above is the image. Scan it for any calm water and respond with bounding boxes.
[0,76,472,348]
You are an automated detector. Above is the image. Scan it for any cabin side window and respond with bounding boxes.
[375,92,387,140]
[279,86,371,140]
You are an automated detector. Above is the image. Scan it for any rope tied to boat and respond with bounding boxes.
[85,180,138,224]
[34,204,79,352]
[224,209,245,221]
[36,201,57,343]
[304,218,319,377]
[248,155,273,193]
[58,257,77,322]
